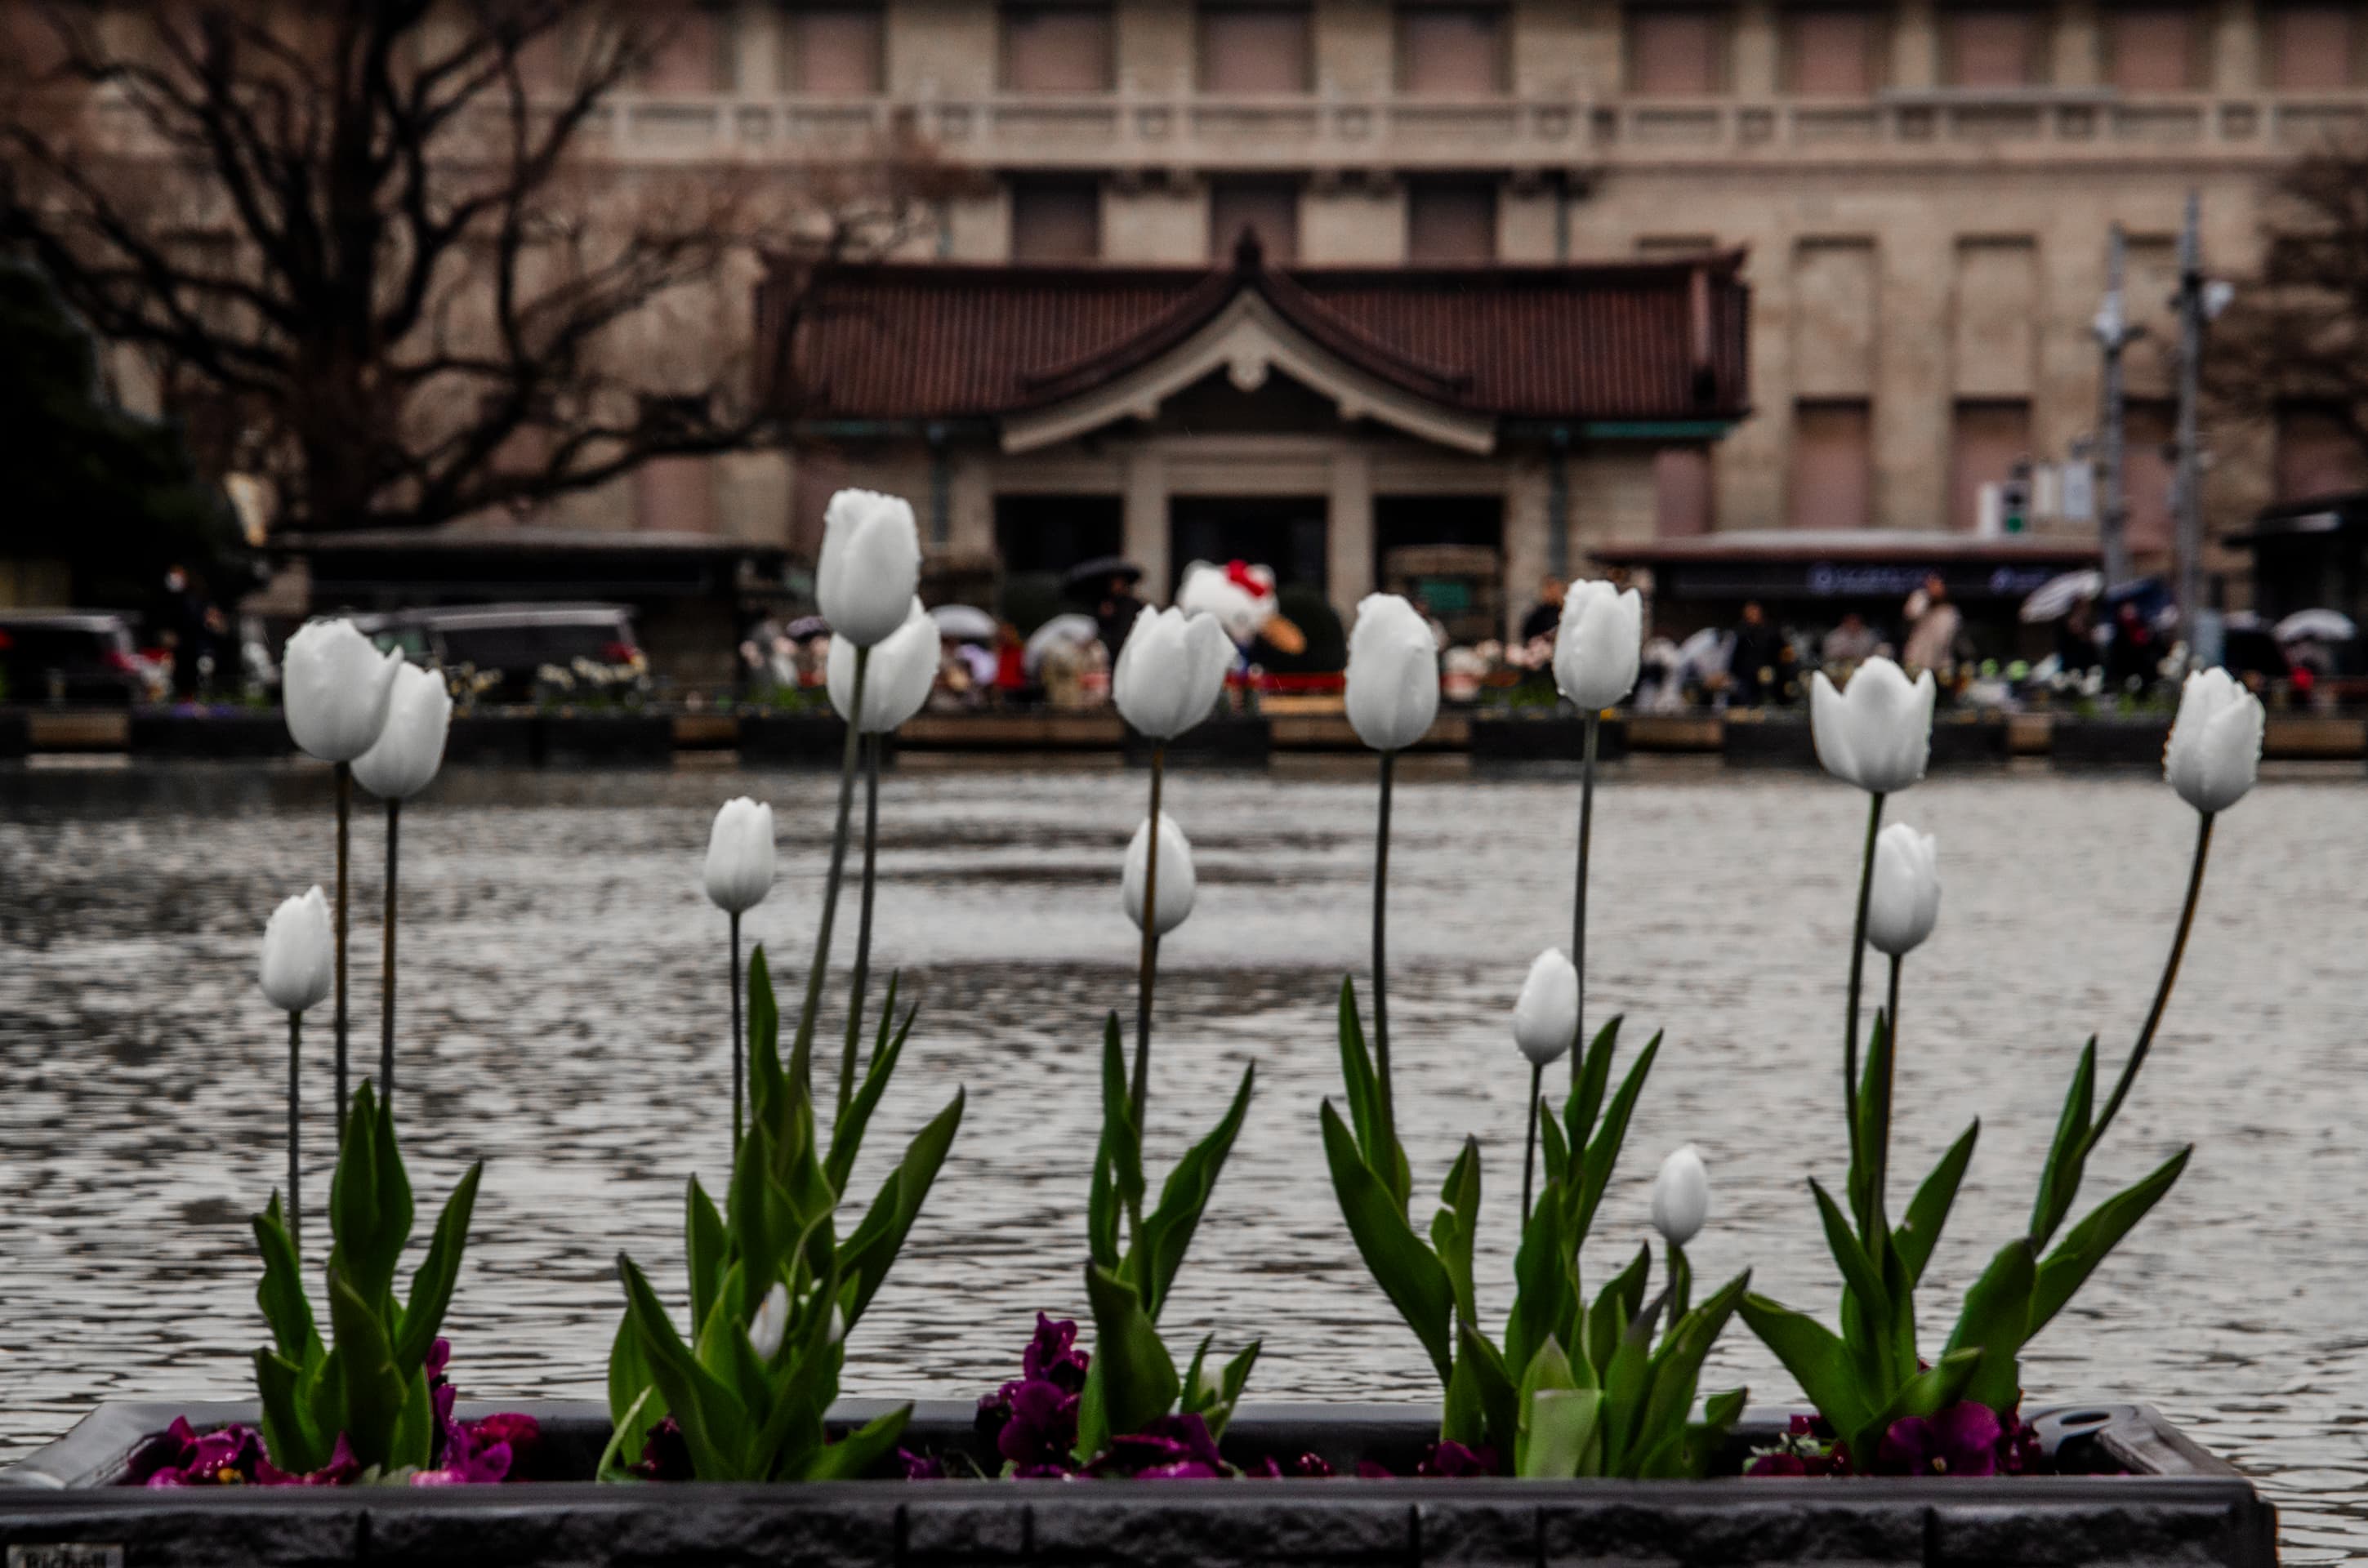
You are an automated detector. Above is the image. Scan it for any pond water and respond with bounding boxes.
[0,757,2361,1554]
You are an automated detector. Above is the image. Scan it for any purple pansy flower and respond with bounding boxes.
[1022,1314,1090,1393]
[1874,1401,2004,1477]
[1416,1441,1497,1478]
[997,1377,1081,1470]
[1086,1414,1228,1480]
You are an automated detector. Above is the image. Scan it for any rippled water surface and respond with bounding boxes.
[1,757,2363,1553]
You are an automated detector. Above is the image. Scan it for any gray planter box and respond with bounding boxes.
[1126,718,1272,769]
[737,712,854,768]
[444,714,544,767]
[1468,713,1633,768]
[2050,719,2174,769]
[0,1400,2272,1568]
[1720,716,2011,771]
[0,710,28,760]
[540,714,675,768]
[125,711,295,760]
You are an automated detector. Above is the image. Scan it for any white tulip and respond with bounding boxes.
[1122,812,1196,937]
[827,598,938,733]
[827,1303,846,1347]
[817,489,922,648]
[1112,606,1234,740]
[2163,667,2264,815]
[1345,593,1441,752]
[351,662,453,800]
[259,886,334,1013]
[703,797,775,915]
[1866,824,1941,958]
[282,618,403,763]
[1651,1144,1710,1246]
[1552,581,1643,711]
[748,1281,789,1361]
[1808,656,1934,795]
[1512,947,1580,1067]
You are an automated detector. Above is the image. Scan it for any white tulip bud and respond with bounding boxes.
[748,1281,789,1361]
[1866,824,1941,959]
[826,598,938,733]
[1122,812,1196,937]
[1651,1144,1710,1246]
[282,618,404,763]
[827,1303,846,1347]
[1809,656,1934,795]
[351,662,453,801]
[703,797,775,915]
[1512,948,1580,1067]
[1112,606,1234,741]
[1344,593,1441,752]
[817,489,922,648]
[260,887,334,1013]
[2163,667,2264,815]
[1552,581,1643,711]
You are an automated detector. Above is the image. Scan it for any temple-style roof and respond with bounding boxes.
[761,236,1750,450]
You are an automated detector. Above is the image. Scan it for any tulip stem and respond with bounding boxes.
[729,909,743,1158]
[333,760,351,1148]
[2087,811,2214,1157]
[1873,953,1901,1229]
[379,797,399,1107]
[1130,742,1165,1125]
[1571,710,1599,1091]
[1520,1060,1543,1226]
[286,1010,303,1259]
[840,731,882,1125]
[795,647,867,1098]
[1842,791,1885,1196]
[1371,747,1397,1133]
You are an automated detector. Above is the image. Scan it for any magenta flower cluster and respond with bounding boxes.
[1746,1405,2043,1479]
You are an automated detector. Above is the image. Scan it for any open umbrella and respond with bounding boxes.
[2275,608,2357,644]
[2018,570,2103,624]
[1024,612,1099,674]
[1060,556,1144,597]
[930,604,998,642]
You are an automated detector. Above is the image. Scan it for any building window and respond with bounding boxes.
[2268,5,2359,90]
[1209,180,1300,263]
[1790,401,1873,529]
[637,4,729,91]
[2275,405,2368,501]
[784,6,884,96]
[1398,4,1508,96]
[1783,7,1885,96]
[2104,6,2198,91]
[1406,180,1497,262]
[1627,7,1726,96]
[1010,179,1102,261]
[1942,7,2044,87]
[1198,4,1312,92]
[1654,448,1715,537]
[1003,3,1112,92]
[1949,399,2031,532]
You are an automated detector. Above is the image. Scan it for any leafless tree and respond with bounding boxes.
[0,0,963,535]
[2207,136,2368,465]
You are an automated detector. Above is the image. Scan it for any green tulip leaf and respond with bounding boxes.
[1585,1243,1650,1380]
[617,1251,748,1481]
[392,1160,481,1371]
[1078,1262,1179,1457]
[2029,1145,2191,1339]
[2028,1040,2098,1250]
[796,1404,912,1481]
[1336,978,1410,1209]
[827,989,918,1193]
[686,1176,728,1336]
[1737,1292,1875,1442]
[1893,1120,1980,1287]
[837,1090,965,1328]
[327,1267,412,1472]
[251,1202,320,1366]
[1320,1098,1454,1383]
[1576,1028,1660,1239]
[1856,1347,1983,1461]
[1944,1236,2036,1413]
[1564,1017,1622,1162]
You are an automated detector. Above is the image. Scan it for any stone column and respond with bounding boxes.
[1503,453,1551,642]
[1731,1,1779,96]
[1327,443,1374,623]
[1892,0,1938,88]
[1122,445,1170,601]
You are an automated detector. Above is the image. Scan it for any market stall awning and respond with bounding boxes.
[1594,531,2099,604]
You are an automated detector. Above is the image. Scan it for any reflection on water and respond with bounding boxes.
[0,759,2362,1555]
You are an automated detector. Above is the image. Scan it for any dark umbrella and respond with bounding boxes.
[1061,556,1144,599]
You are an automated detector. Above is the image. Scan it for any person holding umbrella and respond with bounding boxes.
[1063,555,1147,666]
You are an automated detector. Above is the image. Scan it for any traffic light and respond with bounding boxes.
[2000,461,2031,535]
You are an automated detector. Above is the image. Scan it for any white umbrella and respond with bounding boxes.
[929,604,998,642]
[2275,608,2357,644]
[1023,612,1098,674]
[2018,570,2103,624]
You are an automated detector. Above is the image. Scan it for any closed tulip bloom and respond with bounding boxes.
[283,618,404,763]
[1113,606,1234,740]
[351,662,453,800]
[1552,581,1643,711]
[827,598,937,733]
[1512,947,1580,1067]
[817,489,922,648]
[1345,593,1441,751]
[1866,824,1941,958]
[2164,667,2264,815]
[1122,812,1196,936]
[703,797,775,915]
[260,886,334,1013]
[1809,656,1935,795]
[1651,1144,1710,1246]
[748,1281,789,1361]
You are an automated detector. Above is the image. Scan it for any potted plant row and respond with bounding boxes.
[0,497,2276,1568]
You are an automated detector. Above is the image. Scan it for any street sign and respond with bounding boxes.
[2060,459,2096,523]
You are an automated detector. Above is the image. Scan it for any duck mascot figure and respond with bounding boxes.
[1175,560,1305,709]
